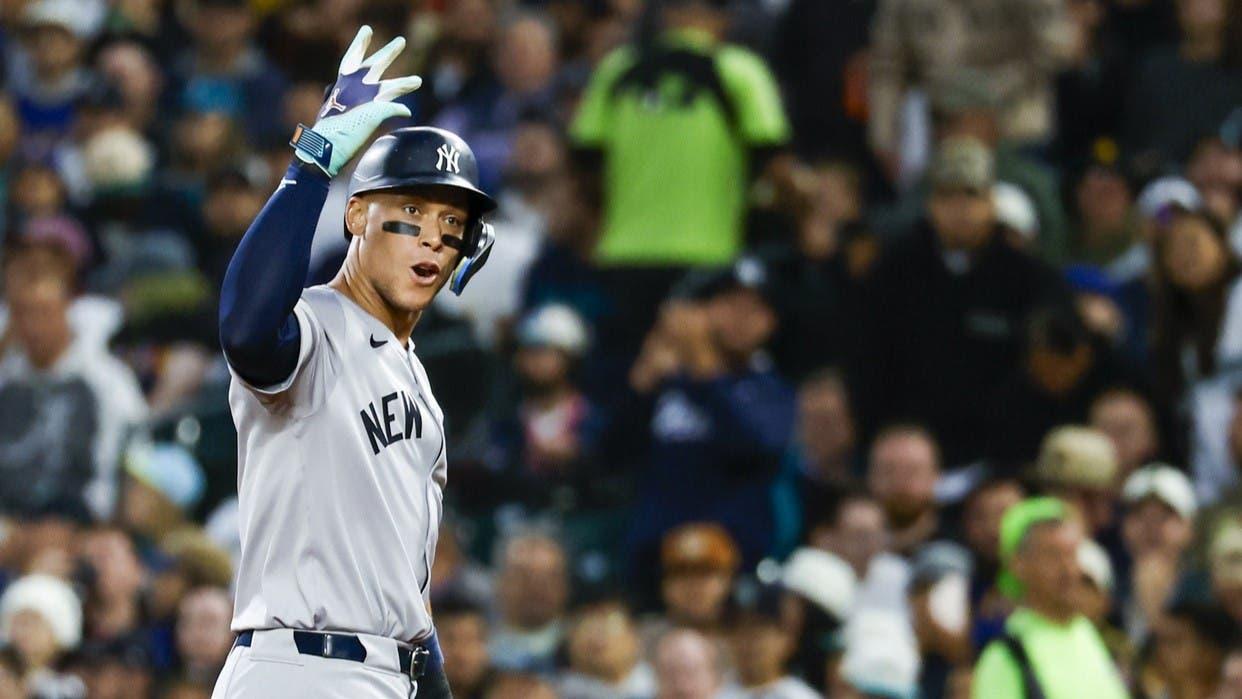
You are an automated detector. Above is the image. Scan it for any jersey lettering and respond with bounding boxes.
[359,390,423,455]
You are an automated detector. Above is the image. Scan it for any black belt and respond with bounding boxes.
[234,630,428,679]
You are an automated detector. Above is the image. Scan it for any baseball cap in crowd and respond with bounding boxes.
[674,255,772,303]
[18,215,92,272]
[929,137,995,193]
[1210,518,1242,585]
[23,0,105,40]
[839,610,921,699]
[1078,538,1114,592]
[909,541,973,587]
[125,441,206,511]
[730,577,784,625]
[929,68,1003,116]
[1122,464,1197,520]
[781,547,856,622]
[661,523,740,575]
[997,497,1070,599]
[993,182,1039,242]
[0,574,82,650]
[517,304,590,357]
[1136,176,1202,221]
[1033,426,1118,491]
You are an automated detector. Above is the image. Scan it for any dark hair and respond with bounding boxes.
[1151,207,1239,402]
[432,590,487,621]
[1025,305,1090,354]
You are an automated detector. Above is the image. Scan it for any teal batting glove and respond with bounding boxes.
[291,25,423,177]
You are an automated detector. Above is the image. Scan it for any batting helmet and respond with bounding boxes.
[347,127,498,295]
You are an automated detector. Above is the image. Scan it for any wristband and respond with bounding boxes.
[291,124,334,175]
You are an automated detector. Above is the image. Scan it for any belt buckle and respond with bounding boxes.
[409,646,429,680]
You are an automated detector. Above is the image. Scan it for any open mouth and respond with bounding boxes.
[410,261,441,285]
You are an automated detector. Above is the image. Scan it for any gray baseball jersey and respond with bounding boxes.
[227,285,446,643]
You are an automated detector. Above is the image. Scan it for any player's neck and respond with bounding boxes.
[329,269,421,348]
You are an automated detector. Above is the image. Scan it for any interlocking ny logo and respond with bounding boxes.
[436,144,461,174]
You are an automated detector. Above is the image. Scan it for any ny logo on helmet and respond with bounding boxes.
[436,144,461,174]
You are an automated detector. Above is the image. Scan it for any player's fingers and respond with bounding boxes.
[339,25,372,75]
[362,36,406,83]
[375,75,423,102]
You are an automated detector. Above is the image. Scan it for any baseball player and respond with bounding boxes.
[212,27,495,699]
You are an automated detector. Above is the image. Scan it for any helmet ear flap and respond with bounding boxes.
[450,221,494,295]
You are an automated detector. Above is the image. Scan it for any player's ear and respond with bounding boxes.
[345,196,367,238]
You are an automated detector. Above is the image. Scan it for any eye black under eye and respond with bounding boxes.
[442,235,465,250]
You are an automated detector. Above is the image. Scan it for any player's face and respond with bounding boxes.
[348,188,470,313]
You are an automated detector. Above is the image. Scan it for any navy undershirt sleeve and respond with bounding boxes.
[218,160,332,387]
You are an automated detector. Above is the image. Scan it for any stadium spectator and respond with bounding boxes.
[488,531,570,673]
[489,304,604,509]
[1121,0,1242,175]
[173,586,232,685]
[627,257,795,568]
[985,305,1130,461]
[1030,426,1120,537]
[854,137,1071,465]
[909,68,1070,263]
[867,424,943,556]
[962,476,1026,648]
[78,527,151,650]
[764,163,873,380]
[646,523,740,645]
[779,547,856,689]
[0,573,84,697]
[868,0,1075,176]
[805,492,888,580]
[435,11,560,195]
[1068,143,1142,271]
[1141,593,1238,699]
[11,0,103,156]
[0,242,146,519]
[71,637,154,699]
[727,580,820,699]
[1090,387,1162,480]
[484,673,559,699]
[570,0,802,350]
[171,0,287,146]
[972,497,1129,698]
[118,442,206,548]
[436,594,494,699]
[652,627,725,699]
[1119,464,1199,639]
[1210,518,1242,626]
[560,598,655,699]
[1152,207,1242,501]
[783,369,862,541]
[1075,538,1128,664]
[770,0,875,164]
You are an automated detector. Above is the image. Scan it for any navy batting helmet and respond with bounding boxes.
[346,127,498,295]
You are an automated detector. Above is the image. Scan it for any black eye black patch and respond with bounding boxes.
[382,220,421,237]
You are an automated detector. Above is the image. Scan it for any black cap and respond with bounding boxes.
[730,576,784,625]
[674,255,771,302]
[349,126,497,216]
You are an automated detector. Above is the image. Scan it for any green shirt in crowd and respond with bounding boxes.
[973,608,1131,699]
[570,28,790,267]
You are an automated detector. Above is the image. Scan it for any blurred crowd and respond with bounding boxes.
[0,0,1241,697]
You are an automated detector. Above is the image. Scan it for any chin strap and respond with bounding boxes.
[449,221,494,295]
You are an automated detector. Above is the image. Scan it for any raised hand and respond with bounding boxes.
[291,25,423,177]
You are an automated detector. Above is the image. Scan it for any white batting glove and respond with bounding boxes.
[291,25,423,177]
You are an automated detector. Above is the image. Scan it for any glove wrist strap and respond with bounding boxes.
[291,124,335,176]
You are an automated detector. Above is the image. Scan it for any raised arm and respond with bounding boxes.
[217,25,422,387]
